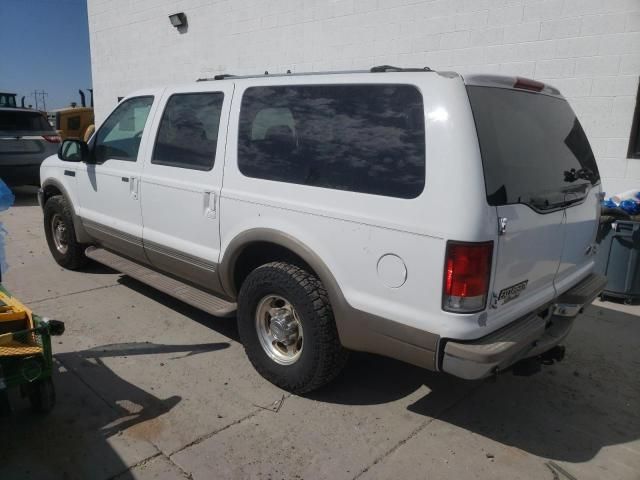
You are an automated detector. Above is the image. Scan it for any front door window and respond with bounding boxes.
[93,96,154,163]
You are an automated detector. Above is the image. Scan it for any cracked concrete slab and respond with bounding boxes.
[171,356,477,480]
[31,283,288,455]
[113,455,188,480]
[360,308,640,480]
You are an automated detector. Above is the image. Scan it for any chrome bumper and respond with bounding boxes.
[441,273,607,380]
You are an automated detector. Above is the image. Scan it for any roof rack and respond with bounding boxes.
[370,65,433,73]
[196,65,434,82]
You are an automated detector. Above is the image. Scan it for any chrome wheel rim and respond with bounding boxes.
[50,213,68,254]
[255,295,303,365]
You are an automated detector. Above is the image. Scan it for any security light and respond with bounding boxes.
[169,12,187,27]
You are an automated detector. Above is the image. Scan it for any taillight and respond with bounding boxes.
[443,241,493,313]
[513,77,544,92]
[42,135,61,143]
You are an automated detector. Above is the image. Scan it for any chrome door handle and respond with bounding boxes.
[204,191,216,219]
[498,217,508,235]
[130,177,139,199]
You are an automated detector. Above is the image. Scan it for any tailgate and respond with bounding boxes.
[0,136,47,155]
[466,77,600,311]
[493,204,564,309]
[555,188,601,295]
[0,109,58,164]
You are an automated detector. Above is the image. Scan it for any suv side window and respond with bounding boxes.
[152,92,224,171]
[94,96,153,163]
[238,84,425,199]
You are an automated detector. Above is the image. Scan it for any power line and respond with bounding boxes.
[31,90,48,111]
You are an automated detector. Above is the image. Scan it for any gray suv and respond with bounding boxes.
[0,108,60,186]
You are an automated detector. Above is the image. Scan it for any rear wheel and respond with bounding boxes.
[43,195,88,269]
[237,262,348,393]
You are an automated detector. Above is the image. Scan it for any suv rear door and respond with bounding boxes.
[466,78,600,312]
[139,83,233,292]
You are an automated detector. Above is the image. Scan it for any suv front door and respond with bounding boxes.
[76,95,157,262]
[140,84,232,293]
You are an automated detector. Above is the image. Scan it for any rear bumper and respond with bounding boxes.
[441,273,607,380]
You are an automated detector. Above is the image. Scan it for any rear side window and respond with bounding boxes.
[152,92,224,171]
[238,84,426,199]
[467,86,600,210]
[0,110,52,132]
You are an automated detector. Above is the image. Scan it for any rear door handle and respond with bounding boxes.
[204,191,216,219]
[129,177,139,200]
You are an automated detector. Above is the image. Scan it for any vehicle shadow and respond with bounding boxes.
[311,303,640,465]
[117,275,241,342]
[1,340,229,480]
[82,260,119,275]
[7,185,39,207]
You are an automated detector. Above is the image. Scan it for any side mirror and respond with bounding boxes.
[58,139,88,162]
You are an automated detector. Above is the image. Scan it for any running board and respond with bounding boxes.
[85,247,236,317]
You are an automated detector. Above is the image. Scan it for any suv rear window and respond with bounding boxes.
[467,86,599,211]
[238,84,426,199]
[0,110,52,132]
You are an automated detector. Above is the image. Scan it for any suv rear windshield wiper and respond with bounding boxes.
[525,183,590,211]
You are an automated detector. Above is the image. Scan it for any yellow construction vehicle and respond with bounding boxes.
[49,89,95,141]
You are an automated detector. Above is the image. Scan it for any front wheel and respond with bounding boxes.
[237,262,348,394]
[43,195,88,270]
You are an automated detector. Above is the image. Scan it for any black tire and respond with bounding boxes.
[237,262,348,394]
[28,378,56,413]
[43,195,88,270]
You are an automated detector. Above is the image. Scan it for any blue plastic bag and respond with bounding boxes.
[602,198,618,208]
[0,180,14,211]
[619,199,640,216]
[0,179,15,276]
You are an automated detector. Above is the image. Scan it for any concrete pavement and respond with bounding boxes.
[1,187,639,480]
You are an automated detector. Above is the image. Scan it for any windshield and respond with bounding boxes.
[0,94,17,108]
[467,86,599,211]
[0,110,53,132]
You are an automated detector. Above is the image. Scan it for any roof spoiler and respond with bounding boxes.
[463,74,562,98]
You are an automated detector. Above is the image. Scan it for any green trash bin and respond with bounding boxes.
[595,220,640,304]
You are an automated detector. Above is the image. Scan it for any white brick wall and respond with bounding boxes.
[87,0,640,193]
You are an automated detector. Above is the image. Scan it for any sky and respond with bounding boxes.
[0,0,92,111]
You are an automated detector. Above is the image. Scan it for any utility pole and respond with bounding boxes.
[31,90,48,111]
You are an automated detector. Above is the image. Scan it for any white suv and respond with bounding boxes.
[39,67,606,392]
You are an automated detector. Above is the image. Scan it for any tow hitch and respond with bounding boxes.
[512,345,566,376]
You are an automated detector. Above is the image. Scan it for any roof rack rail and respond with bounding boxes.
[196,74,235,82]
[370,65,433,73]
[195,66,434,82]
